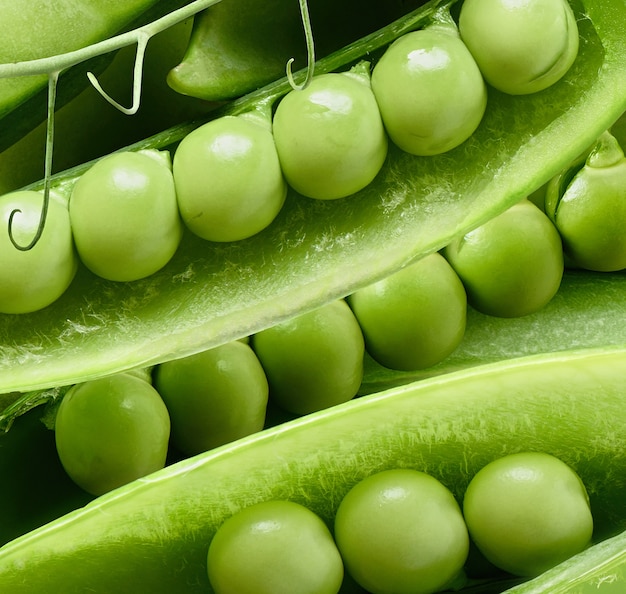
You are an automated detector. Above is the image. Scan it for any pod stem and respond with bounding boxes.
[426,5,460,37]
[587,130,625,168]
[237,97,276,132]
[286,0,316,90]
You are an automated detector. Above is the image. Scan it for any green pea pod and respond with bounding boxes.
[0,0,196,153]
[167,0,427,101]
[0,346,625,592]
[0,0,625,400]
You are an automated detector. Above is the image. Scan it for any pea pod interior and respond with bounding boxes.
[0,346,625,592]
[0,0,624,397]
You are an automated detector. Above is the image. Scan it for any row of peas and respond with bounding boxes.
[206,452,593,594]
[0,0,583,315]
[49,367,596,594]
[49,178,607,498]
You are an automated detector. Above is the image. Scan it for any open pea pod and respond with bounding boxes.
[0,0,625,398]
[0,346,625,592]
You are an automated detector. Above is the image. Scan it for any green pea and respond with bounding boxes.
[459,0,579,95]
[153,341,269,457]
[546,131,626,272]
[463,452,593,577]
[272,64,388,200]
[347,252,467,371]
[252,300,364,415]
[172,113,287,242]
[334,469,469,594]
[54,373,171,496]
[69,149,182,282]
[371,20,487,156]
[0,190,77,314]
[443,199,564,318]
[207,500,344,594]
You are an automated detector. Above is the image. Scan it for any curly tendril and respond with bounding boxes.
[8,71,58,251]
[0,0,225,251]
[287,0,316,91]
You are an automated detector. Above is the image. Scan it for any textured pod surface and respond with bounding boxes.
[0,347,625,592]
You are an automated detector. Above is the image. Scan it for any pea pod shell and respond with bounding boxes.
[1,347,625,593]
[0,0,625,398]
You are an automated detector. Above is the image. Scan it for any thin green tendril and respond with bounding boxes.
[286,0,316,90]
[0,0,225,251]
[8,71,58,251]
[87,32,150,116]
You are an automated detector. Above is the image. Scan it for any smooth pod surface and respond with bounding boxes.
[1,347,625,592]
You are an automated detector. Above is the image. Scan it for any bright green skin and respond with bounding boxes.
[0,190,77,314]
[54,373,171,496]
[463,452,594,577]
[153,341,269,457]
[1,348,626,592]
[334,469,469,594]
[272,70,388,200]
[207,500,344,594]
[347,252,466,371]
[459,0,579,95]
[252,300,364,415]
[443,200,564,318]
[173,115,287,242]
[552,150,626,272]
[371,27,487,156]
[69,150,182,282]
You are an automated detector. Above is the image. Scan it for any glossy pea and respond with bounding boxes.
[443,199,564,318]
[463,452,593,577]
[0,190,77,314]
[347,252,467,371]
[172,113,287,242]
[546,131,626,272]
[371,20,487,156]
[335,468,469,594]
[207,500,344,594]
[54,373,171,496]
[69,149,182,282]
[459,0,579,95]
[272,64,388,200]
[153,341,269,457]
[252,299,364,415]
